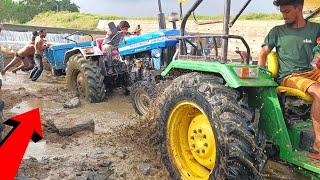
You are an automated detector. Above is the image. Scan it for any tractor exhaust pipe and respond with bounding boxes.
[158,0,166,29]
[222,0,231,63]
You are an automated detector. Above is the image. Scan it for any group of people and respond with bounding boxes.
[1,28,49,82]
[1,20,138,80]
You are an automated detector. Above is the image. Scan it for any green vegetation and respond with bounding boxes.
[195,13,282,20]
[27,11,113,30]
[27,11,160,30]
[0,0,79,24]
[241,13,282,20]
[27,11,282,30]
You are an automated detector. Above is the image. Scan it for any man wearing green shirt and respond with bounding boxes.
[258,0,320,159]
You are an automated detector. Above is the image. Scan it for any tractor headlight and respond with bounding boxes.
[84,47,94,54]
[233,67,258,79]
[152,49,161,58]
[186,44,192,54]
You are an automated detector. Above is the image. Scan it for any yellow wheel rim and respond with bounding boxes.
[167,101,216,180]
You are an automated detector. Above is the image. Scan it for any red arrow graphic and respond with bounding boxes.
[0,108,43,180]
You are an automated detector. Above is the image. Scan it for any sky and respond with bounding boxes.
[70,0,279,17]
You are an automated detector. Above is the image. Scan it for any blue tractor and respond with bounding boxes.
[43,0,183,107]
[44,13,214,114]
[118,28,180,115]
[44,32,93,77]
[44,26,181,104]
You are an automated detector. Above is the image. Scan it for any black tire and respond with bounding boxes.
[131,80,171,116]
[51,68,65,77]
[66,54,106,103]
[130,81,155,116]
[157,72,267,180]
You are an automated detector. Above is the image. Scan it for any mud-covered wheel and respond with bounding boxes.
[66,54,106,103]
[131,80,171,116]
[51,68,64,77]
[130,81,154,116]
[157,73,267,179]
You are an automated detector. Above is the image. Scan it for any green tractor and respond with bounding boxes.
[155,0,320,179]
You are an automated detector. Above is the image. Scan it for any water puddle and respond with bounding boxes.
[2,72,66,93]
[23,141,47,160]
[10,98,62,115]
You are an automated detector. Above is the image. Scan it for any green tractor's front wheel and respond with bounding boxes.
[157,73,267,179]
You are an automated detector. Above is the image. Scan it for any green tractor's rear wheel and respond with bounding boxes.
[66,54,106,103]
[157,73,267,179]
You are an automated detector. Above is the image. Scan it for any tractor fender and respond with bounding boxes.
[64,46,103,64]
[64,48,82,64]
[161,60,278,88]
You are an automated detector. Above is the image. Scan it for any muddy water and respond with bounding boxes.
[0,71,315,179]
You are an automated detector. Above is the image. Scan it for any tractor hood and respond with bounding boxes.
[118,29,180,56]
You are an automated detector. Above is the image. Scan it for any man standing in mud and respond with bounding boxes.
[258,0,320,159]
[29,29,50,81]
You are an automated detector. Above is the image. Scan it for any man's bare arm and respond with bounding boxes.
[35,37,48,52]
[258,45,271,67]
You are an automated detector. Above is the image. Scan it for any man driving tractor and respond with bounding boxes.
[102,20,141,74]
[258,0,320,159]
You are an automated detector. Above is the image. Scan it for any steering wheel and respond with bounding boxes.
[64,31,94,44]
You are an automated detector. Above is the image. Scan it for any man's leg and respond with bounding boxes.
[280,71,320,153]
[23,56,34,71]
[29,54,39,79]
[12,64,24,74]
[12,58,30,73]
[307,83,320,151]
[29,66,38,79]
[30,54,43,81]
[2,56,19,75]
[102,44,113,74]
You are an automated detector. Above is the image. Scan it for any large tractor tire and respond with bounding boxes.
[130,81,155,116]
[51,68,65,77]
[66,54,106,103]
[131,80,171,116]
[157,72,267,179]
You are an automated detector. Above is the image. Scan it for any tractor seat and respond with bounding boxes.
[96,38,104,51]
[276,86,313,102]
[267,52,313,103]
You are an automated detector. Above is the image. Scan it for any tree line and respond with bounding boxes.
[0,0,79,24]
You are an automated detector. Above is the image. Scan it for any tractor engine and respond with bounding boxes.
[118,29,180,82]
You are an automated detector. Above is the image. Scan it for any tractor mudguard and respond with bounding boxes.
[64,46,103,64]
[161,60,278,88]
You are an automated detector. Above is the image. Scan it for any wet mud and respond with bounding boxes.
[0,69,313,179]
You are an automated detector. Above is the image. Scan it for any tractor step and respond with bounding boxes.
[288,151,320,175]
